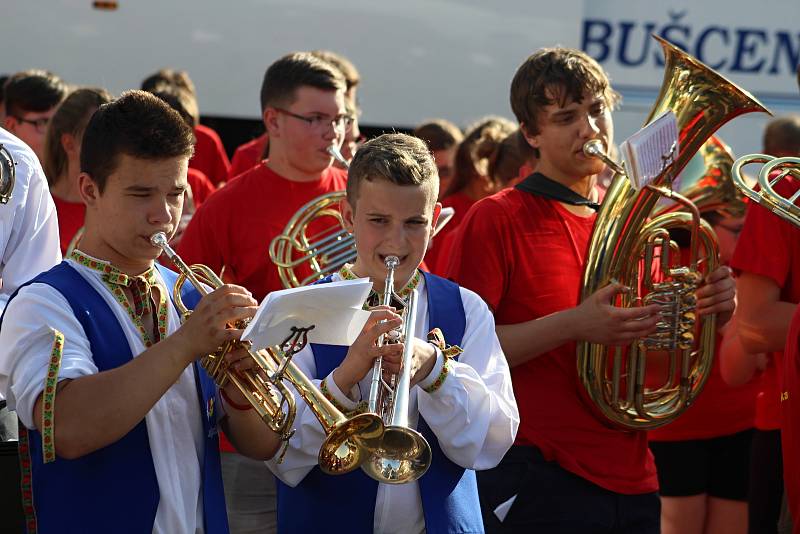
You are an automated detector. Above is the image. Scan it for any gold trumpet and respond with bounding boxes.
[361,256,432,484]
[150,232,384,473]
[579,35,770,430]
[731,154,800,227]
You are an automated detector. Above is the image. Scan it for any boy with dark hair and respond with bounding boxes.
[269,133,518,533]
[3,70,67,162]
[413,119,463,198]
[0,90,280,533]
[178,51,348,533]
[228,49,361,179]
[446,47,736,532]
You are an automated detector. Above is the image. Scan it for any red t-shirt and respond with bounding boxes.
[425,191,476,276]
[228,134,268,182]
[52,196,86,255]
[190,124,231,187]
[648,331,759,441]
[177,163,348,301]
[731,176,800,430]
[445,187,658,495]
[782,306,800,533]
[187,168,216,209]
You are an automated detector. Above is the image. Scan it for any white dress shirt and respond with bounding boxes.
[0,257,206,534]
[0,127,61,313]
[268,273,519,534]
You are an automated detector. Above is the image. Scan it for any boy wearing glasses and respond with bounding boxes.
[3,70,67,163]
[227,49,361,180]
[177,51,348,533]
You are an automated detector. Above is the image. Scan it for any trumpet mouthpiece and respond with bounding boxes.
[384,255,400,269]
[150,232,168,247]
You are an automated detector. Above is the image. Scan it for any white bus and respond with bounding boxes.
[4,0,798,155]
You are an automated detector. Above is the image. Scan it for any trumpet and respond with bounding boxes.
[731,154,800,227]
[361,256,432,484]
[150,232,384,473]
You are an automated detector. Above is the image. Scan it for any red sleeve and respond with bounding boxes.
[187,168,216,209]
[191,125,231,186]
[228,134,268,182]
[445,198,511,311]
[229,147,254,181]
[176,194,226,275]
[730,182,800,286]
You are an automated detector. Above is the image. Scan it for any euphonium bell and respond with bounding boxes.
[579,35,770,430]
[151,232,384,473]
[361,256,432,484]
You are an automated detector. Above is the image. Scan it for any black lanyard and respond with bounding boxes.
[514,172,600,212]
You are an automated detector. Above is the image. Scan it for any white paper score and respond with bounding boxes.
[241,278,373,350]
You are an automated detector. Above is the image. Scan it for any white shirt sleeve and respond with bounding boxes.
[0,283,98,428]
[265,344,329,487]
[416,286,519,470]
[0,129,61,313]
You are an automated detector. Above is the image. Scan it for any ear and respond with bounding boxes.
[430,202,442,232]
[519,122,539,149]
[4,115,17,133]
[78,172,100,206]
[263,108,280,137]
[340,196,355,234]
[61,132,78,157]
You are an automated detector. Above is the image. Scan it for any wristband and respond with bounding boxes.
[220,388,253,411]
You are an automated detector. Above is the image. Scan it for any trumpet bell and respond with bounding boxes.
[360,426,432,484]
[318,412,385,475]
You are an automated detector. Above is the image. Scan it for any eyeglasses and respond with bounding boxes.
[12,115,50,133]
[274,108,351,133]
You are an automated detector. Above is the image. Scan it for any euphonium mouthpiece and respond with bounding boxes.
[583,139,605,158]
[150,232,169,248]
[583,139,625,175]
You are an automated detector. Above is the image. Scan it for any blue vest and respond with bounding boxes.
[276,272,484,534]
[1,262,229,534]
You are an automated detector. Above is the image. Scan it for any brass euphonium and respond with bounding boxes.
[361,256,432,484]
[579,35,770,430]
[151,232,384,473]
[731,155,800,227]
[652,136,747,219]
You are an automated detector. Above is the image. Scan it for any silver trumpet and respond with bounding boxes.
[361,256,432,484]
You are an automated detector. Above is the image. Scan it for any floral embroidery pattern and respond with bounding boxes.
[70,250,168,346]
[42,330,64,464]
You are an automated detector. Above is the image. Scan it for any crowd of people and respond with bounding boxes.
[0,43,798,534]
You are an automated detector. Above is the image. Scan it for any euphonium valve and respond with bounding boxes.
[361,256,432,484]
[151,232,384,473]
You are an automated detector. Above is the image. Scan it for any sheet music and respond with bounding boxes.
[241,278,373,349]
[620,111,679,190]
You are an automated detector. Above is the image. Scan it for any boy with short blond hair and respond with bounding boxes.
[269,133,518,534]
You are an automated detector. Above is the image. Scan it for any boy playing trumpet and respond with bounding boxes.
[268,133,519,534]
[0,91,281,534]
